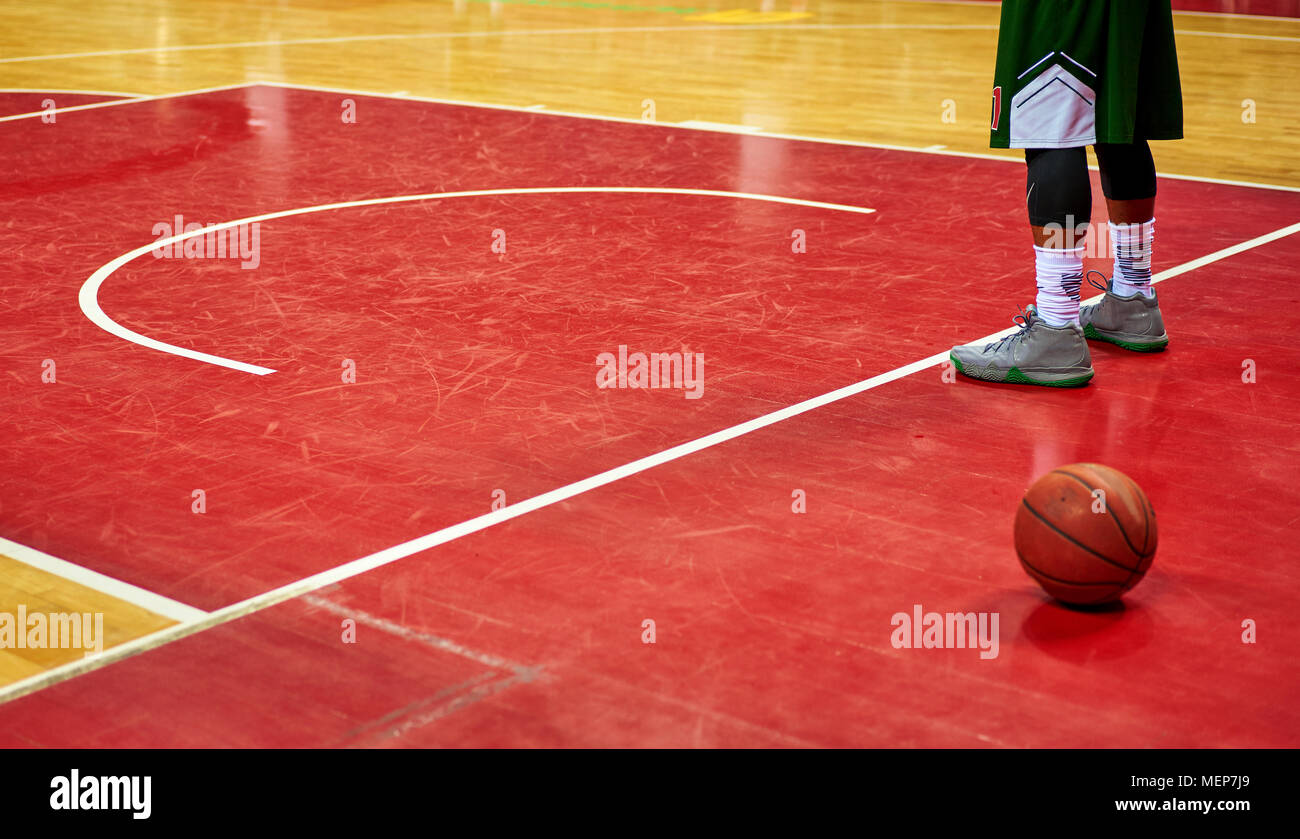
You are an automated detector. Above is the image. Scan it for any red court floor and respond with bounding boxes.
[0,84,1297,746]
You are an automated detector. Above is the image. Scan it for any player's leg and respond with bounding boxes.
[949,146,1094,387]
[1077,0,1180,353]
[1099,140,1157,299]
[1079,140,1169,351]
[1027,146,1090,327]
[951,0,1098,387]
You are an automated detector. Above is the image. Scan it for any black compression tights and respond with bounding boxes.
[1024,141,1157,229]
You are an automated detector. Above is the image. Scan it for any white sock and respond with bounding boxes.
[1110,218,1156,298]
[1034,245,1085,327]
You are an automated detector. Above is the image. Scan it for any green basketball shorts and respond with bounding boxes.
[990,0,1183,149]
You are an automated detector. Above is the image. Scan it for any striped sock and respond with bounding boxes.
[1033,245,1085,327]
[1110,218,1156,298]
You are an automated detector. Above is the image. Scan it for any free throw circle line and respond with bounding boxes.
[80,187,876,375]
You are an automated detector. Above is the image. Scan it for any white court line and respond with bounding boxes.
[1177,29,1300,41]
[0,536,208,623]
[0,87,144,97]
[79,187,875,375]
[5,218,1298,707]
[1155,171,1300,193]
[0,19,1294,68]
[859,0,1300,23]
[1145,220,1300,281]
[0,82,256,124]
[0,97,153,123]
[302,595,532,673]
[1174,9,1300,21]
[0,23,1003,66]
[677,120,764,133]
[3,77,1294,194]
[255,80,1300,193]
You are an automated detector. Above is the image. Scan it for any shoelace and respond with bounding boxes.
[1086,269,1111,294]
[985,272,1112,352]
[984,306,1035,351]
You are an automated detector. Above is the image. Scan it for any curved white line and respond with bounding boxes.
[81,187,875,375]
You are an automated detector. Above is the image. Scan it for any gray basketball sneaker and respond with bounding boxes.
[1079,273,1169,352]
[950,306,1094,387]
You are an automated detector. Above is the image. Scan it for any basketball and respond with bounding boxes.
[1014,463,1158,605]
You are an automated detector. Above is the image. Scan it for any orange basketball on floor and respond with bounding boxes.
[1014,463,1157,605]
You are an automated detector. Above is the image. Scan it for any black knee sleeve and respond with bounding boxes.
[1025,147,1091,230]
[1094,140,1157,201]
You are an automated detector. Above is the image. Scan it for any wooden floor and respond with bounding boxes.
[0,0,1297,186]
[0,555,175,686]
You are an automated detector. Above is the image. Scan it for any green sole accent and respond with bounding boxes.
[1006,366,1094,388]
[950,354,1092,388]
[1083,323,1169,353]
